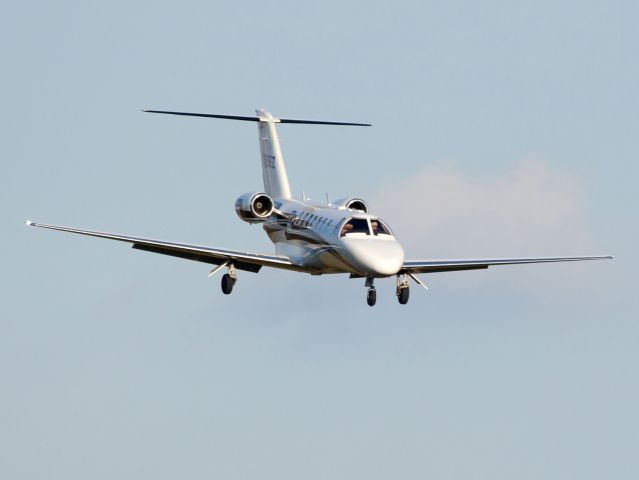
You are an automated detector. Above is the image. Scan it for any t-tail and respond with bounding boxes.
[143,107,371,200]
[255,109,291,199]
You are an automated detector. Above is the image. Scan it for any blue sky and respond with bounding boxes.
[2,1,637,479]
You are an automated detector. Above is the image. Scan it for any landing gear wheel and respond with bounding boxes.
[397,285,410,305]
[367,288,377,307]
[221,273,236,295]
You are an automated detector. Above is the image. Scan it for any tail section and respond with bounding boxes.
[143,108,370,200]
[256,109,291,199]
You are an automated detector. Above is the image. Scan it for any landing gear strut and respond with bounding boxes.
[396,273,410,305]
[366,276,376,306]
[220,263,237,295]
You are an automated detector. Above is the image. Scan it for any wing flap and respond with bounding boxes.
[131,243,262,272]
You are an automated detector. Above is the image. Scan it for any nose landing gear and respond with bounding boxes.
[367,288,377,306]
[365,276,377,306]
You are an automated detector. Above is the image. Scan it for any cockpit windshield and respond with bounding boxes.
[371,218,392,236]
[340,218,370,237]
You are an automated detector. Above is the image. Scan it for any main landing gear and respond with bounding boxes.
[219,263,237,295]
[396,273,410,305]
[221,273,236,294]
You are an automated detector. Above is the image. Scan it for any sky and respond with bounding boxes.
[1,1,638,479]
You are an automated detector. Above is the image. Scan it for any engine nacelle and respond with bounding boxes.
[234,192,275,223]
[332,196,369,213]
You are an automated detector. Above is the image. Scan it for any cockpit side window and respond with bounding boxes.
[371,218,392,236]
[340,218,370,237]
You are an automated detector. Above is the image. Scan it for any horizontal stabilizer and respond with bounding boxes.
[143,109,371,126]
[279,118,371,126]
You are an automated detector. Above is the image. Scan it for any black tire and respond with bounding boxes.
[367,288,377,307]
[221,273,235,295]
[398,285,410,305]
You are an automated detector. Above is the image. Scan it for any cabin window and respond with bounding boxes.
[340,218,370,237]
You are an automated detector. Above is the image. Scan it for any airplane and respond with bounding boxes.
[26,108,612,306]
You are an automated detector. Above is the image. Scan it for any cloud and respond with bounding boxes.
[369,159,608,298]
[372,159,594,259]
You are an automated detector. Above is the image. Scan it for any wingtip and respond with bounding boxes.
[25,219,34,226]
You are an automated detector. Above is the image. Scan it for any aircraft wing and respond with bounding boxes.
[26,221,301,273]
[401,255,613,274]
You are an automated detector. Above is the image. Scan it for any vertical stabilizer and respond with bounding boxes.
[256,109,292,200]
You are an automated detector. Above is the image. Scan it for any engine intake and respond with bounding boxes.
[332,196,369,213]
[235,192,275,223]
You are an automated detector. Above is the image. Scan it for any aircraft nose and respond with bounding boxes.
[343,238,405,276]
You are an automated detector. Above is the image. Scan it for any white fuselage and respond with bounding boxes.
[262,198,405,277]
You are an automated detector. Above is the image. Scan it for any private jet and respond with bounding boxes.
[26,108,612,306]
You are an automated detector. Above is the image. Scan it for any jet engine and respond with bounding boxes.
[234,192,275,223]
[332,197,369,213]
